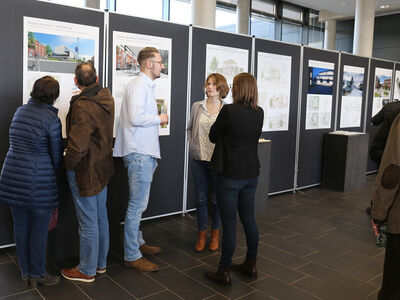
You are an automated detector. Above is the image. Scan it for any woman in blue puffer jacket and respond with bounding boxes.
[0,76,63,287]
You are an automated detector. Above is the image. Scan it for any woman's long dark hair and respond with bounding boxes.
[232,73,259,110]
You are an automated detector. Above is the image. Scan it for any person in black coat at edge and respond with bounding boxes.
[0,76,63,287]
[206,73,264,285]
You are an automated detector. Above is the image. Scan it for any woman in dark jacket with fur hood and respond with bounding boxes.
[0,76,63,287]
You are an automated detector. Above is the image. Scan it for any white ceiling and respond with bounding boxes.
[283,0,400,16]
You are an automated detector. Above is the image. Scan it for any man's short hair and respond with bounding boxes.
[30,76,60,105]
[137,47,159,67]
[75,62,97,87]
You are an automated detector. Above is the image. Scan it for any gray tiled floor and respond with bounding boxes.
[0,174,383,299]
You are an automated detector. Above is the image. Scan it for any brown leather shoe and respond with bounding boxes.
[195,230,207,252]
[124,257,160,272]
[139,243,162,255]
[61,266,95,283]
[209,229,219,251]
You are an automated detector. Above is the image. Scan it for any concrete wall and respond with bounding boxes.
[336,13,400,61]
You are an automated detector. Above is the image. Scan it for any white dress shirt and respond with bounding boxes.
[113,72,161,158]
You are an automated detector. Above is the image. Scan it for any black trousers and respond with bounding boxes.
[379,233,400,300]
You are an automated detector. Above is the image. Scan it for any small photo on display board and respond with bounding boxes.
[372,67,392,117]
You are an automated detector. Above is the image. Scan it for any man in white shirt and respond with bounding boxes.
[114,47,168,272]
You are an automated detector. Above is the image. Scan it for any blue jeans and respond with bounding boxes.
[11,207,53,278]
[123,152,157,261]
[191,159,220,231]
[216,174,259,267]
[67,170,109,276]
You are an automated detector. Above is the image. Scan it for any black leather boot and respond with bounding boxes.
[206,266,231,286]
[232,258,257,278]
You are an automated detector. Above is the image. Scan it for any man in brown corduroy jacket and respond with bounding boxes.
[372,113,400,300]
[61,62,114,283]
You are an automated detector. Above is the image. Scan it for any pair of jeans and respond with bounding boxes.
[191,159,220,231]
[67,170,109,276]
[123,152,157,261]
[216,174,259,267]
[11,207,53,278]
[378,233,400,300]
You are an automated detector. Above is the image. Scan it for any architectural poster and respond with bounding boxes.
[305,60,334,130]
[393,70,400,102]
[340,65,364,128]
[257,52,291,131]
[23,17,99,137]
[372,67,392,117]
[112,31,172,136]
[205,44,249,103]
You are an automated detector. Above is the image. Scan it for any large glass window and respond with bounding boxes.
[282,5,303,22]
[308,27,324,48]
[115,0,163,20]
[170,0,191,24]
[216,5,236,33]
[252,0,275,15]
[251,13,275,40]
[282,22,302,44]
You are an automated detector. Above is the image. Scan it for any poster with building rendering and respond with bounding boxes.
[305,60,334,130]
[340,65,364,128]
[393,70,400,102]
[257,52,291,131]
[372,67,392,117]
[205,44,249,104]
[112,31,172,136]
[23,17,99,137]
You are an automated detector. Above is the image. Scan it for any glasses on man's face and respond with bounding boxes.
[150,60,164,66]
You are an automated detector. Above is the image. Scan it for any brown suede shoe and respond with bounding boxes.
[139,243,162,255]
[195,230,207,252]
[209,229,219,251]
[61,266,95,283]
[124,257,160,272]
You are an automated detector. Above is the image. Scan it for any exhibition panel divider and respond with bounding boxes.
[296,47,339,189]
[186,27,253,210]
[0,0,105,257]
[336,53,370,132]
[365,59,395,173]
[254,38,301,194]
[107,12,189,236]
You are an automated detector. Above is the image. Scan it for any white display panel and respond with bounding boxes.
[112,31,172,136]
[205,44,249,104]
[305,60,335,130]
[393,70,400,102]
[23,17,100,137]
[340,65,364,128]
[257,52,292,132]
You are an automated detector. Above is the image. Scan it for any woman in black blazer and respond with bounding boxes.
[206,73,264,285]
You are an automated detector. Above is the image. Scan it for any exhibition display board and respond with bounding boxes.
[297,47,339,188]
[107,13,189,223]
[254,39,301,193]
[336,54,369,132]
[365,59,395,172]
[186,27,252,210]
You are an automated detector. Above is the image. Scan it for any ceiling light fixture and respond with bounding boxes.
[380,5,390,8]
[340,2,347,6]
